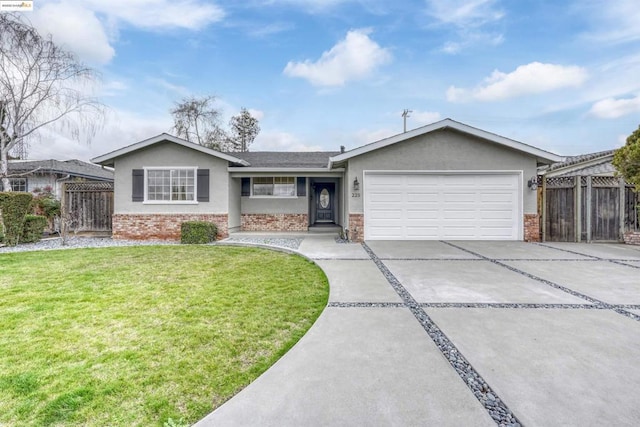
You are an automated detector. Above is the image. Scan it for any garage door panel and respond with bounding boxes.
[364,172,521,240]
[406,209,439,219]
[480,210,514,220]
[369,208,403,220]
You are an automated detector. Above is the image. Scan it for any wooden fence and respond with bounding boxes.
[63,181,114,233]
[543,176,639,242]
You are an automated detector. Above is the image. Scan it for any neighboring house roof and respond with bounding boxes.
[328,118,563,168]
[543,149,616,177]
[231,151,341,169]
[91,133,250,167]
[8,159,114,181]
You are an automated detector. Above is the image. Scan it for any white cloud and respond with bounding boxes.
[283,28,392,87]
[353,128,396,146]
[248,109,265,121]
[426,0,505,53]
[577,0,640,44]
[251,131,323,151]
[410,110,442,126]
[31,2,115,64]
[426,0,504,28]
[30,0,224,65]
[589,95,640,119]
[86,0,225,30]
[29,109,171,161]
[447,62,588,102]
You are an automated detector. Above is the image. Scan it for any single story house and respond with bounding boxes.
[91,118,562,242]
[8,159,114,198]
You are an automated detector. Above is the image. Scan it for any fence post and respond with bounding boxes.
[542,175,547,242]
[619,177,626,241]
[586,176,592,243]
[575,176,581,242]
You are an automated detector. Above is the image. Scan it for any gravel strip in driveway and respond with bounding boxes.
[362,242,522,427]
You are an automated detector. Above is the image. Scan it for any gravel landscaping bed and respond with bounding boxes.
[0,236,178,253]
[0,236,304,254]
[222,237,303,250]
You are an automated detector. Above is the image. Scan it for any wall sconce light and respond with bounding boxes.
[527,176,538,190]
[353,177,360,191]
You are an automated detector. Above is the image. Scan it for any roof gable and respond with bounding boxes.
[328,118,563,167]
[91,133,249,167]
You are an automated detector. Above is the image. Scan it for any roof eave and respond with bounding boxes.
[329,118,563,165]
[91,133,250,166]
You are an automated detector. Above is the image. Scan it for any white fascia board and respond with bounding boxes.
[329,118,563,167]
[228,168,345,178]
[91,133,249,166]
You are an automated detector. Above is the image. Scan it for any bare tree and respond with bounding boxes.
[170,95,230,150]
[228,108,260,152]
[0,13,104,191]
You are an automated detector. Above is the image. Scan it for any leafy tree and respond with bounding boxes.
[0,13,104,191]
[228,107,260,152]
[170,95,229,150]
[613,125,640,191]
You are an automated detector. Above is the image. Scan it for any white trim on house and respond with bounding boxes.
[91,133,250,167]
[142,166,198,204]
[329,118,563,168]
[228,167,345,173]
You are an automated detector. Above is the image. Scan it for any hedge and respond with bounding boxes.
[181,221,217,244]
[0,192,33,246]
[21,215,47,243]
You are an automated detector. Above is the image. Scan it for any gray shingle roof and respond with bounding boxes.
[545,149,616,177]
[8,159,114,181]
[546,149,615,172]
[230,152,340,168]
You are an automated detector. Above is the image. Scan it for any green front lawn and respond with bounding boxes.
[0,245,329,426]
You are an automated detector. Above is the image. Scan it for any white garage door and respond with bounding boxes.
[364,172,522,240]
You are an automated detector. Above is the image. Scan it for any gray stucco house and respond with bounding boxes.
[91,118,562,242]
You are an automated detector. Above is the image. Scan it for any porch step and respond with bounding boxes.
[308,224,342,234]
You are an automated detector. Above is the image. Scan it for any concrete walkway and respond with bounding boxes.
[196,236,640,426]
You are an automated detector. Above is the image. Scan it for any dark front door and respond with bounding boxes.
[315,183,335,223]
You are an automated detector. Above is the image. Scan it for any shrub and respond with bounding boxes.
[21,215,47,243]
[181,221,217,244]
[0,192,33,246]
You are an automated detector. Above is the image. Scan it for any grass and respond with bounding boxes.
[0,245,329,426]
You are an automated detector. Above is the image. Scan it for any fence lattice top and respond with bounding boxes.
[545,176,625,188]
[65,181,114,192]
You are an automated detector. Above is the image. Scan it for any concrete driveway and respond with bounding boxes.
[196,237,640,427]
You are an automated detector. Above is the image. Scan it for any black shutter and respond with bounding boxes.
[241,178,250,196]
[132,169,144,202]
[197,169,210,202]
[297,177,306,197]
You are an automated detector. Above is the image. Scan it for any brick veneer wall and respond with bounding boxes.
[241,214,308,232]
[623,231,640,245]
[348,213,364,242]
[524,213,540,242]
[113,214,228,241]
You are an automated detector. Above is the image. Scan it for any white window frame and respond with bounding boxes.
[143,167,198,204]
[8,177,27,192]
[250,176,297,198]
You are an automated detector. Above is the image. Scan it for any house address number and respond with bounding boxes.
[351,192,361,198]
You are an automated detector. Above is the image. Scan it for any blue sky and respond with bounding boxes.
[22,0,640,161]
